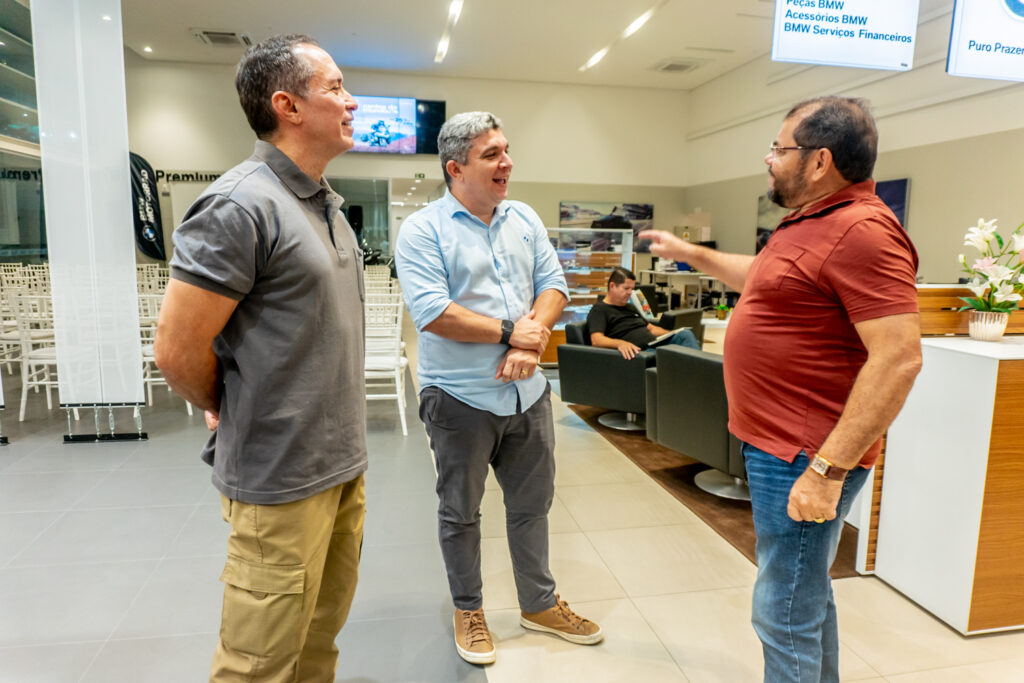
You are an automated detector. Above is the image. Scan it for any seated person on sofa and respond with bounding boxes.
[587,267,701,359]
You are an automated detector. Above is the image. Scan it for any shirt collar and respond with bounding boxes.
[252,140,339,202]
[777,179,877,229]
[440,188,510,225]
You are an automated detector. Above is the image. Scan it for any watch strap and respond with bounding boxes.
[499,319,514,345]
[811,453,849,481]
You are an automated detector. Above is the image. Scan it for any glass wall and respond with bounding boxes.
[0,149,44,263]
[328,177,390,259]
[0,0,37,144]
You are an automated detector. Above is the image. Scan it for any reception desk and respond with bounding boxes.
[875,336,1024,634]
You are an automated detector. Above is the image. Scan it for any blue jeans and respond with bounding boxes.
[667,329,700,349]
[743,443,871,683]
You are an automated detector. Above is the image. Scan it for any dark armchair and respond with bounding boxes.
[645,345,749,500]
[556,308,705,431]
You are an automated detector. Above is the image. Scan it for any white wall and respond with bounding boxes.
[124,51,690,188]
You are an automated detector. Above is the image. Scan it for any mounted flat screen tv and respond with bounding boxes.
[770,0,920,72]
[351,96,445,155]
[947,0,1024,82]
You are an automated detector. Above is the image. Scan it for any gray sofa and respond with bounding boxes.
[645,345,749,500]
[556,308,704,430]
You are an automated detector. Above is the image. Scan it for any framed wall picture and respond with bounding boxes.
[559,201,654,252]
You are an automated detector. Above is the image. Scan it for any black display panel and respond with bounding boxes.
[415,99,446,155]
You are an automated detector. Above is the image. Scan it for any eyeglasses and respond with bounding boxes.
[767,143,817,158]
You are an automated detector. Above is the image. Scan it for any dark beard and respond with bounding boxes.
[766,187,786,207]
[767,158,809,208]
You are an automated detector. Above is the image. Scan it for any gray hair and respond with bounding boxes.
[235,34,319,140]
[438,111,503,188]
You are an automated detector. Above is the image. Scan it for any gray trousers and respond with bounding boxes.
[418,385,557,613]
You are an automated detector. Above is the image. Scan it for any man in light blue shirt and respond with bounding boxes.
[396,112,603,665]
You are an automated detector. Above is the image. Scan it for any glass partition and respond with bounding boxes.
[546,227,632,330]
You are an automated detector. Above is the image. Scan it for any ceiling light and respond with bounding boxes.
[435,37,449,63]
[143,46,153,53]
[449,0,464,24]
[623,9,654,38]
[434,1,464,64]
[101,15,112,21]
[579,0,667,72]
[579,47,608,71]
[415,178,422,183]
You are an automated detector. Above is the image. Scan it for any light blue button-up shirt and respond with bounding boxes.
[395,190,569,416]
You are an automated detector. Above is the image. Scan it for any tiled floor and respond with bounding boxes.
[2,355,1024,682]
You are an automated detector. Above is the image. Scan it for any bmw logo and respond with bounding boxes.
[1005,0,1024,20]
[143,227,156,241]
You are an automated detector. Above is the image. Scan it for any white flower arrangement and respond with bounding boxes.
[957,218,1024,313]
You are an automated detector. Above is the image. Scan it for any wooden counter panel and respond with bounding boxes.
[541,329,565,365]
[918,288,1024,336]
[968,359,1024,632]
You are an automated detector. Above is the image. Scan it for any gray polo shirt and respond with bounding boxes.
[170,141,367,504]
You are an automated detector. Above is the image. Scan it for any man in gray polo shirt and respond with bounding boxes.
[155,34,366,681]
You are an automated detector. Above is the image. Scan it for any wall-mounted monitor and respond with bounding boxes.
[771,0,920,72]
[947,0,1024,82]
[351,96,446,155]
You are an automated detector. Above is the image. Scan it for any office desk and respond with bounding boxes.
[637,270,703,307]
[875,336,1024,634]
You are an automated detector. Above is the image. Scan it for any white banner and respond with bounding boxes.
[948,0,1024,82]
[772,0,921,71]
[32,0,144,407]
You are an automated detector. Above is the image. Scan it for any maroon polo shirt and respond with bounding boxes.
[724,180,919,468]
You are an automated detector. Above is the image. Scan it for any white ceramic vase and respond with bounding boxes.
[968,310,1009,342]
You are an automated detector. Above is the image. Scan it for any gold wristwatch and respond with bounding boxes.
[809,453,849,481]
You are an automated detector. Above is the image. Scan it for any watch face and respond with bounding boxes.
[810,457,828,476]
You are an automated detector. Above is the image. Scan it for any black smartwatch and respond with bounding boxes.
[499,319,514,345]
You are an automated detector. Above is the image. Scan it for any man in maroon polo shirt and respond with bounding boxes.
[641,96,922,683]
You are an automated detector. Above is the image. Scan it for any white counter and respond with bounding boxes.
[874,336,1024,634]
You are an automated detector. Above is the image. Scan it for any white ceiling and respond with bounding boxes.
[120,0,955,202]
[121,0,788,90]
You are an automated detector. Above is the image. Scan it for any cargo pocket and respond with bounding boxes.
[219,555,306,658]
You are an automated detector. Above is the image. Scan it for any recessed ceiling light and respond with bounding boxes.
[579,47,608,71]
[102,15,112,21]
[434,0,464,64]
[143,46,153,53]
[579,1,667,72]
[623,9,654,38]
[449,0,464,23]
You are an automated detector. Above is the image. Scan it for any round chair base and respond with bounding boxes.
[694,469,751,501]
[596,411,646,431]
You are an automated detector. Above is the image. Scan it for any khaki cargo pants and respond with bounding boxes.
[210,474,365,682]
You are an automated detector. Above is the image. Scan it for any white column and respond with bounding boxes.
[31,0,143,407]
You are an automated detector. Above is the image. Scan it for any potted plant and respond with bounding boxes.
[957,218,1024,341]
[715,303,730,320]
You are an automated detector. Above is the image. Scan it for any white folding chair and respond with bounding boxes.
[10,291,60,421]
[364,300,408,436]
[138,292,192,415]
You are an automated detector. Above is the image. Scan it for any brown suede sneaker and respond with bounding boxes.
[454,607,496,664]
[520,594,603,645]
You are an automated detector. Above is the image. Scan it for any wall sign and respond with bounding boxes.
[947,0,1024,82]
[772,0,921,71]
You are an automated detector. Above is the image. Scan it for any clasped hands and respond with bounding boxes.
[495,310,548,383]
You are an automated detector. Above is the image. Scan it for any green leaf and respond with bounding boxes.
[959,296,989,311]
[995,232,1005,250]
